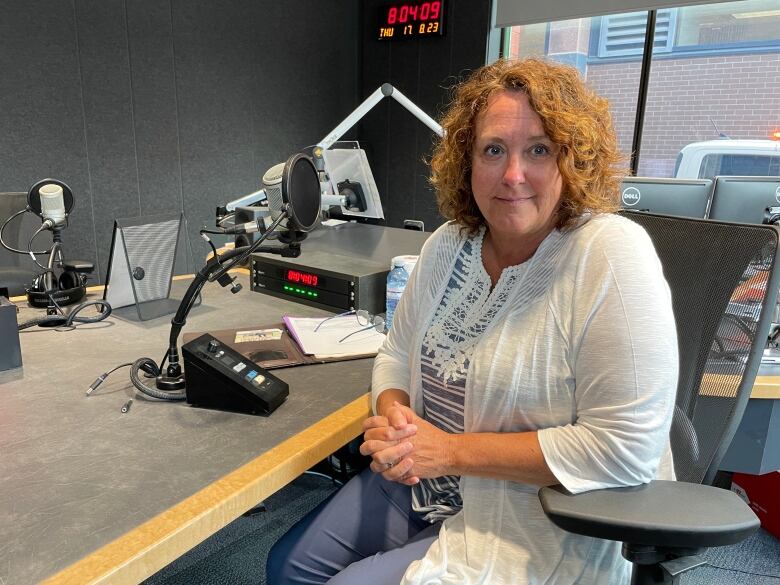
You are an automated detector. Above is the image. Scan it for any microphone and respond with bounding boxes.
[261,155,321,235]
[26,179,75,230]
[262,162,288,227]
[216,162,288,237]
[207,152,321,287]
[220,208,272,234]
[220,156,321,238]
[39,183,67,230]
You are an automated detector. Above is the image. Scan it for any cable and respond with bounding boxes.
[130,357,186,401]
[199,232,224,269]
[303,470,343,487]
[90,356,186,402]
[85,362,133,396]
[45,288,66,315]
[204,237,219,259]
[0,208,52,255]
[705,563,780,580]
[28,227,53,272]
[217,212,235,227]
[17,299,112,330]
[86,360,159,396]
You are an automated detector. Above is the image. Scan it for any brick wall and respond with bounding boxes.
[586,52,780,176]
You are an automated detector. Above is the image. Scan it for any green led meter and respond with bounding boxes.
[282,284,319,298]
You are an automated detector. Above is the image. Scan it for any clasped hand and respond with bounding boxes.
[360,402,453,486]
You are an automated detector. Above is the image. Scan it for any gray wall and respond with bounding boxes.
[0,0,359,282]
[358,0,493,230]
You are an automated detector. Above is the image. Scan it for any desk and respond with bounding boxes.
[4,274,780,584]
[698,372,780,474]
[0,274,372,585]
[720,373,780,475]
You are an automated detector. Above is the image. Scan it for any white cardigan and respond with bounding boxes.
[372,214,678,585]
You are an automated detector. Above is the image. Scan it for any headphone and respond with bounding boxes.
[26,259,92,308]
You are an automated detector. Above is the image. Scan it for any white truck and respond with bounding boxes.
[674,139,780,179]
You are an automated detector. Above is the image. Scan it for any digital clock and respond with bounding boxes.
[285,269,319,288]
[377,0,446,41]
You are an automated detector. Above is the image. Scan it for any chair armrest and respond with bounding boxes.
[538,480,759,549]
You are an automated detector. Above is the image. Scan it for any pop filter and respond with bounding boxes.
[27,178,75,220]
[263,153,320,234]
[283,153,320,232]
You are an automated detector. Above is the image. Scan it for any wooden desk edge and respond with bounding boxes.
[40,393,371,585]
[752,375,780,399]
[701,374,780,399]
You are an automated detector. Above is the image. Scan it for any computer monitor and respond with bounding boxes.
[618,177,713,218]
[708,176,780,224]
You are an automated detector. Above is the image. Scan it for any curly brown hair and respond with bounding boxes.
[431,58,626,234]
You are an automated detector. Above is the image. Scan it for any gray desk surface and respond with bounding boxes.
[0,274,373,585]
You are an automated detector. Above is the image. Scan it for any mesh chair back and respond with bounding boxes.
[0,193,37,268]
[621,211,780,485]
[1,193,41,296]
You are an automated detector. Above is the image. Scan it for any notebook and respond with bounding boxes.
[283,315,386,359]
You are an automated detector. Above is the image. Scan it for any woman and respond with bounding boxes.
[267,58,677,585]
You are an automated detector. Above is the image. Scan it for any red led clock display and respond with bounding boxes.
[378,1,446,41]
[286,269,319,287]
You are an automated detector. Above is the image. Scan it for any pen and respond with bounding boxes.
[121,399,133,414]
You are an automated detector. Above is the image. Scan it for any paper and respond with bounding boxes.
[234,328,284,343]
[283,315,386,358]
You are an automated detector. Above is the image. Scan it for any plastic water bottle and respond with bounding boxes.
[385,255,418,332]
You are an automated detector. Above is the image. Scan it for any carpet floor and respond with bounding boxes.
[144,475,779,585]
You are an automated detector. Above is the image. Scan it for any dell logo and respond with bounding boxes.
[622,187,641,206]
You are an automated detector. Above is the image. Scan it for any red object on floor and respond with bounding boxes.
[731,472,780,539]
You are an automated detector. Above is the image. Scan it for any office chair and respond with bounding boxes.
[539,211,780,585]
[0,192,38,297]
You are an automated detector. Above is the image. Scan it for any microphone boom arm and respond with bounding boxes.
[315,83,444,153]
[225,188,267,212]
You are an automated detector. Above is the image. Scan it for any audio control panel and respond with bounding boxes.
[182,333,289,415]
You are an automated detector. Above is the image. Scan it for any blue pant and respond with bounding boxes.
[266,468,440,584]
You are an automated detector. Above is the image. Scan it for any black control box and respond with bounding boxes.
[182,333,288,415]
[0,296,22,371]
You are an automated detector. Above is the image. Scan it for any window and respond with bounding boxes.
[699,154,780,179]
[500,0,780,179]
[597,10,675,58]
[676,0,780,48]
[505,22,548,58]
[504,14,642,163]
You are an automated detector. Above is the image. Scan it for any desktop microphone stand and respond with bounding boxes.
[42,227,64,316]
[155,212,303,392]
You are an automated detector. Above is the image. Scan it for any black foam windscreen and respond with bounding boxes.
[26,178,75,217]
[282,153,320,233]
